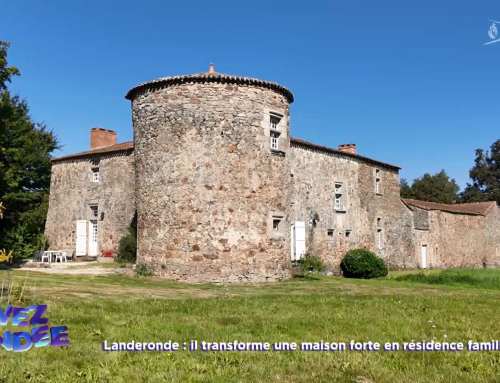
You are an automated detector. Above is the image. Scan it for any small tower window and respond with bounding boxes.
[345,230,351,238]
[270,115,280,131]
[327,229,335,237]
[270,130,280,150]
[90,205,99,219]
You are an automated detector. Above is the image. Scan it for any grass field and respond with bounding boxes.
[2,268,500,382]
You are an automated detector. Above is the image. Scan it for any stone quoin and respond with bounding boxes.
[44,65,500,283]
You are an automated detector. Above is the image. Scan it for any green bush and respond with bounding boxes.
[118,227,137,262]
[297,253,326,275]
[340,249,388,279]
[3,223,48,259]
[135,264,152,277]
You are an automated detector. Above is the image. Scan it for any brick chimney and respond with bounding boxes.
[90,128,117,150]
[338,143,356,154]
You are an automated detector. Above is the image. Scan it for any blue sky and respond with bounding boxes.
[1,0,499,188]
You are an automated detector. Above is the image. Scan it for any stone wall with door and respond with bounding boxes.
[289,143,415,273]
[409,207,500,269]
[45,151,135,256]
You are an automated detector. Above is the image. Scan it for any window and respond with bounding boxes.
[270,115,280,130]
[270,130,280,150]
[334,183,344,211]
[92,169,100,182]
[375,169,381,194]
[335,196,341,210]
[376,217,382,227]
[435,246,439,256]
[273,218,280,232]
[268,212,285,238]
[376,229,382,248]
[90,206,99,219]
[327,229,335,237]
[345,230,351,238]
[90,159,100,167]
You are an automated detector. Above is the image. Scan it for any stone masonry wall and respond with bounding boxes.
[410,206,500,269]
[290,145,416,272]
[131,82,292,283]
[45,152,135,256]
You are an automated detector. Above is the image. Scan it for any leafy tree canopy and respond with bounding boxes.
[0,41,59,258]
[460,140,500,205]
[400,170,460,204]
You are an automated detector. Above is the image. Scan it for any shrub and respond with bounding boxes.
[135,264,152,277]
[118,227,137,262]
[340,249,388,279]
[3,223,48,259]
[297,253,326,275]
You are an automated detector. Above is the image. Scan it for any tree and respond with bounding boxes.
[400,178,413,199]
[400,170,460,204]
[0,41,59,258]
[461,140,500,204]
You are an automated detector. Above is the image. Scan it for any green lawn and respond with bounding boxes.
[2,269,500,382]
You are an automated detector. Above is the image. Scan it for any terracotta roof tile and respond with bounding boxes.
[51,141,134,162]
[125,65,294,103]
[453,201,497,216]
[290,137,401,170]
[401,199,497,216]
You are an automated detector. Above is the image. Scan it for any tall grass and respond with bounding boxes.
[394,269,500,290]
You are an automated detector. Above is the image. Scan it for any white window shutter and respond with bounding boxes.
[76,220,87,256]
[295,221,306,260]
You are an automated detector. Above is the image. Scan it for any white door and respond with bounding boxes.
[76,220,87,256]
[421,245,427,269]
[295,221,306,261]
[89,220,98,256]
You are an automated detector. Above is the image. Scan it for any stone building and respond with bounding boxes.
[45,65,500,283]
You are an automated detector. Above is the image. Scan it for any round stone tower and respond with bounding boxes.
[125,64,294,284]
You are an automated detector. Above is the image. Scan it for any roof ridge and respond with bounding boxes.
[52,141,134,162]
[401,198,487,216]
[290,137,401,170]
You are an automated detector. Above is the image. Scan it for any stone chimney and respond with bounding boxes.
[90,128,117,150]
[338,143,357,154]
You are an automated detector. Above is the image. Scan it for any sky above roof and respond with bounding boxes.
[2,1,499,189]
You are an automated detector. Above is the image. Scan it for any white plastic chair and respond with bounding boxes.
[41,251,51,263]
[55,251,68,263]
